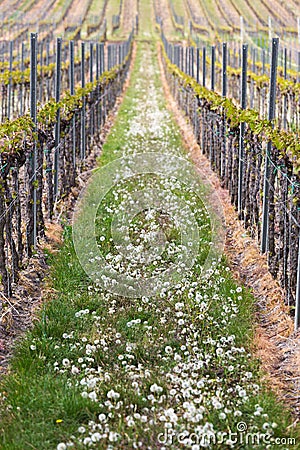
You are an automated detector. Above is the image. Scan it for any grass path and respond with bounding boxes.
[0,2,299,449]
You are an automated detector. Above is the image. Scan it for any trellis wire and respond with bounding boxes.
[0,30,134,301]
[173,35,300,134]
[161,30,300,330]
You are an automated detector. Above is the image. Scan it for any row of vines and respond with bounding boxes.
[160,20,300,329]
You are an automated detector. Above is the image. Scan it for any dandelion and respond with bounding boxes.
[126,416,135,427]
[91,432,101,442]
[71,365,79,374]
[88,391,97,401]
[93,412,103,424]
[57,444,67,450]
[109,431,120,442]
[107,389,120,400]
[211,398,222,409]
[150,383,163,394]
[175,302,184,310]
[238,389,247,398]
[216,348,223,357]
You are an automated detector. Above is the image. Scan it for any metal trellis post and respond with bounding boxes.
[295,233,300,330]
[8,40,13,119]
[196,47,200,83]
[30,32,37,250]
[261,38,279,253]
[70,40,76,169]
[238,44,248,216]
[211,45,215,91]
[81,42,86,160]
[54,37,62,198]
[202,46,206,87]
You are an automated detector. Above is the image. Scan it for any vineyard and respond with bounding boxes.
[0,0,300,448]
